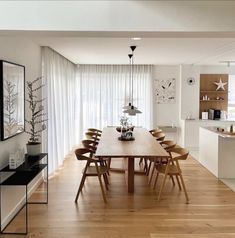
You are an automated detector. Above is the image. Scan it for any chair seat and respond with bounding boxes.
[155,164,181,175]
[75,147,108,203]
[83,165,109,175]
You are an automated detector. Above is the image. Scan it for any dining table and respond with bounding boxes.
[95,127,170,193]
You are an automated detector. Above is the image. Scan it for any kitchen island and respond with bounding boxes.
[199,126,235,178]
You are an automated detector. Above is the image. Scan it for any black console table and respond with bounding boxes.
[0,153,48,235]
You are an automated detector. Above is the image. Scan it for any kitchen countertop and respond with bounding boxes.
[201,126,235,138]
[184,119,235,122]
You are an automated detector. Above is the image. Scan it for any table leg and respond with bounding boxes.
[127,157,135,193]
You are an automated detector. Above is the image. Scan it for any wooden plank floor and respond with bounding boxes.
[3,154,235,238]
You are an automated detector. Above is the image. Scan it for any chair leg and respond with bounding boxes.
[75,173,86,203]
[95,162,107,203]
[176,175,182,190]
[139,157,143,165]
[157,164,170,201]
[153,171,159,189]
[75,162,90,203]
[144,158,149,174]
[146,161,152,176]
[104,172,109,185]
[170,176,175,186]
[179,173,189,204]
[107,158,111,175]
[104,160,110,175]
[148,161,155,185]
[103,173,109,190]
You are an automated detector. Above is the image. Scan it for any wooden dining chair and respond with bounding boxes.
[144,132,166,171]
[87,128,102,138]
[139,128,163,167]
[85,131,100,142]
[88,128,102,134]
[140,131,166,175]
[160,140,177,151]
[154,147,189,203]
[82,139,98,153]
[82,139,110,177]
[149,128,162,135]
[85,130,113,175]
[148,140,177,185]
[144,131,167,175]
[152,131,166,141]
[74,147,109,203]
[159,140,177,163]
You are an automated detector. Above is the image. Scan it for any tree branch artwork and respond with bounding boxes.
[4,80,18,137]
[25,77,47,144]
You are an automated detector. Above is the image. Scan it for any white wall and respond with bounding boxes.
[0,36,41,228]
[179,64,235,152]
[1,1,235,33]
[200,65,235,75]
[152,64,235,146]
[180,64,235,120]
[180,65,200,120]
[153,65,180,127]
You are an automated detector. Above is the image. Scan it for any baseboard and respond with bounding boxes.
[1,174,44,230]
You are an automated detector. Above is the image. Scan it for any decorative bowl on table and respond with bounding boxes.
[116,126,134,133]
[116,126,135,141]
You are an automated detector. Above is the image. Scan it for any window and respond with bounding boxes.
[228,75,235,119]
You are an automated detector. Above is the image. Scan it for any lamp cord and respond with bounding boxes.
[131,54,134,106]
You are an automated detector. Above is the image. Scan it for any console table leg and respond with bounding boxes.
[26,185,28,234]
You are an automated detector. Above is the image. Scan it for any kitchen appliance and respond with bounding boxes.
[202,112,208,120]
[220,110,227,120]
[208,109,221,120]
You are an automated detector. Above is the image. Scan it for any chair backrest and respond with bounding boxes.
[82,139,98,154]
[152,131,165,141]
[149,128,162,135]
[160,140,176,151]
[169,147,189,161]
[88,128,102,134]
[85,131,100,141]
[75,148,94,161]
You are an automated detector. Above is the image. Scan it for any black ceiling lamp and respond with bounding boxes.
[123,53,134,110]
[123,45,142,116]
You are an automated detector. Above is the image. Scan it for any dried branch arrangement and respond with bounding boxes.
[4,80,18,136]
[25,77,47,144]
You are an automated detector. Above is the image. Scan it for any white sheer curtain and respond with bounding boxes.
[42,47,77,174]
[42,47,153,174]
[75,65,153,140]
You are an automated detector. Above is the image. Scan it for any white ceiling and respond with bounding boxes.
[2,1,235,65]
[34,37,235,65]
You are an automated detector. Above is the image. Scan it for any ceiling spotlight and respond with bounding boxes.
[131,37,141,41]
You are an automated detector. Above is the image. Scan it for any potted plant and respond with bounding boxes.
[25,77,47,156]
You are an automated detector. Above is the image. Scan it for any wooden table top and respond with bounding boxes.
[95,127,170,158]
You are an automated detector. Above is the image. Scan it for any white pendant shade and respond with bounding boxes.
[123,106,142,116]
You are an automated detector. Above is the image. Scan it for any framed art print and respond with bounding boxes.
[0,60,25,140]
[154,78,176,104]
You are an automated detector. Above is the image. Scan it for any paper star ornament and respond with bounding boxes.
[214,78,227,91]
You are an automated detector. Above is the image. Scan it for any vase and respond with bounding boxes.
[26,143,41,156]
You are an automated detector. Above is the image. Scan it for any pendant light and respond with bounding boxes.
[123,45,142,116]
[123,54,134,110]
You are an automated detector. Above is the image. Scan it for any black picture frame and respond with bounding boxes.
[0,60,25,141]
